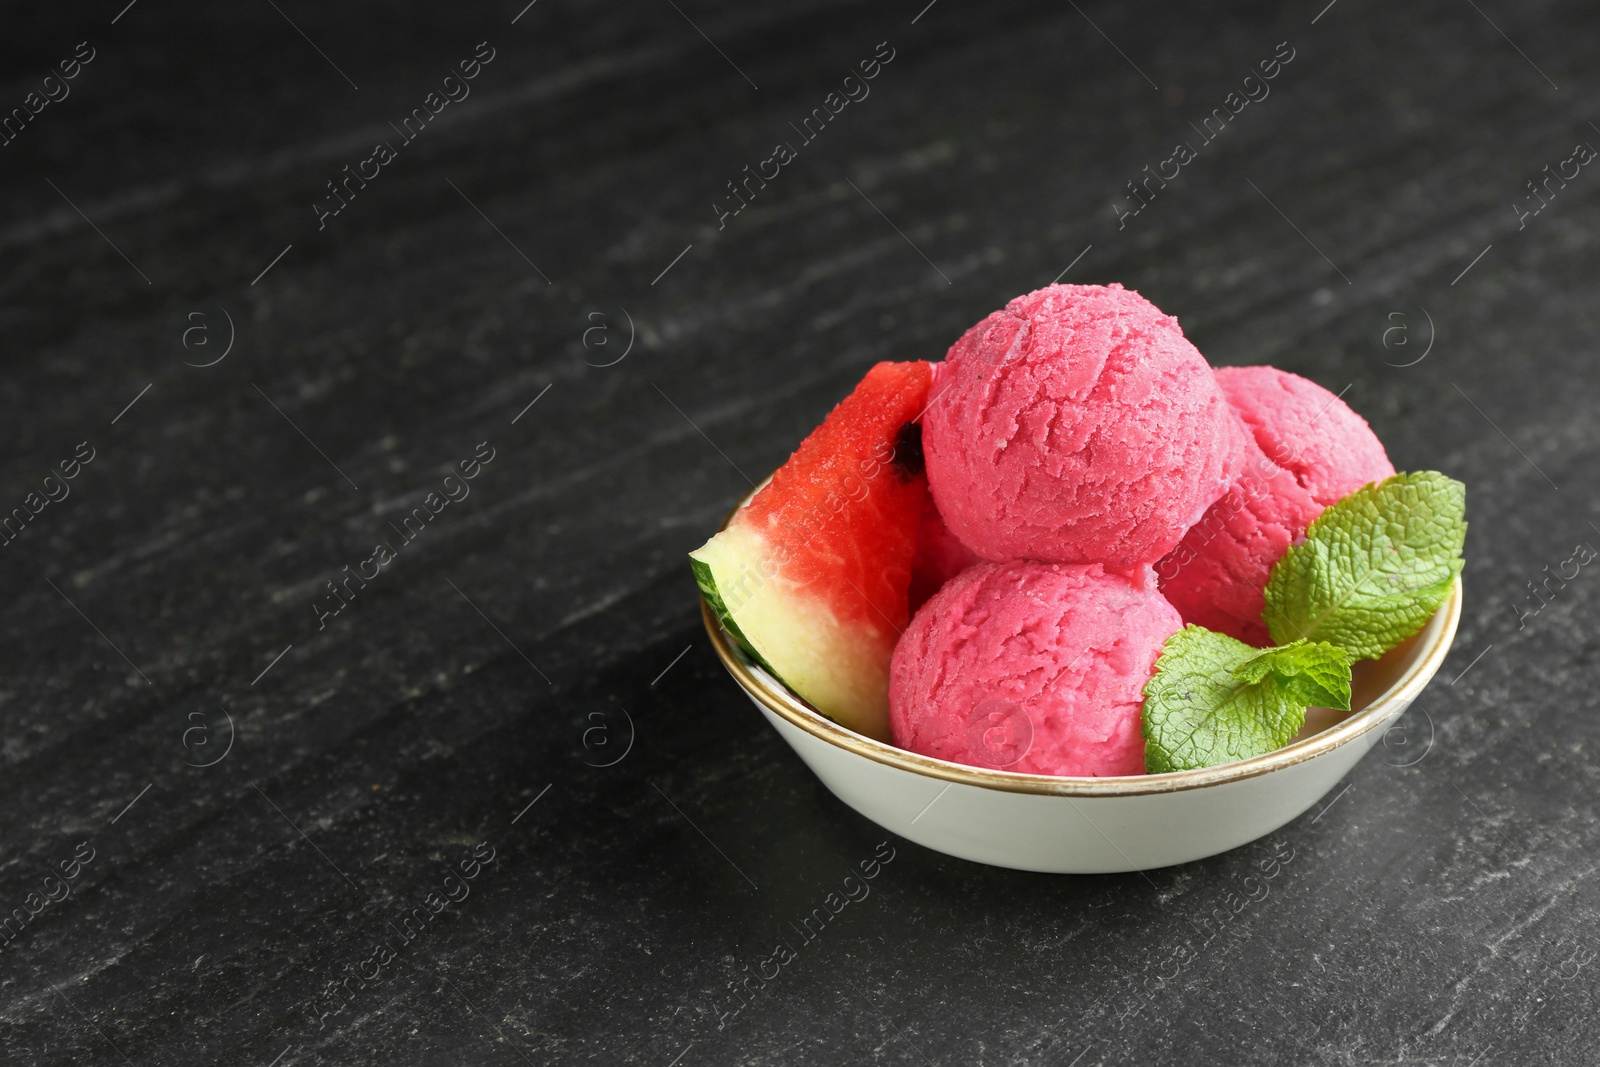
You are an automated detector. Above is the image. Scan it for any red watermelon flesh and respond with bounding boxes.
[691,361,933,740]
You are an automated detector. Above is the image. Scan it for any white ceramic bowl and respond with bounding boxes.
[701,529,1462,874]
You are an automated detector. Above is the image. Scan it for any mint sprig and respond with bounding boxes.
[1142,469,1466,773]
[1142,627,1353,773]
[1262,472,1465,660]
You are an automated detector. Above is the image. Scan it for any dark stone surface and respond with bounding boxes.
[1,0,1596,1063]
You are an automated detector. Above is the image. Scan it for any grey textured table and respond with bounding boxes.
[1,1,1595,1063]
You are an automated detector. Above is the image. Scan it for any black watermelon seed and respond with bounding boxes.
[891,421,924,479]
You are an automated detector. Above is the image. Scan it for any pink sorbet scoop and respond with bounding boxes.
[1157,365,1396,645]
[924,283,1245,568]
[889,560,1182,777]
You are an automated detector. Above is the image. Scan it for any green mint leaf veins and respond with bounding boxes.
[1263,472,1466,660]
[1142,627,1354,773]
[1231,640,1353,712]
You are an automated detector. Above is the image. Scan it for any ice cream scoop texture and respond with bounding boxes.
[924,283,1244,569]
[889,560,1182,777]
[1157,366,1396,645]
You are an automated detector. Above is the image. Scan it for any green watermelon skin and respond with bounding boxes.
[691,362,933,740]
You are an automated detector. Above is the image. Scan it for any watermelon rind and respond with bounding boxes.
[692,556,778,677]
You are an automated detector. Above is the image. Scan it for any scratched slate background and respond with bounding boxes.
[1,0,1597,1063]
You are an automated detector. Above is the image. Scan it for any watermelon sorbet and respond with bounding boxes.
[907,493,981,614]
[889,560,1182,777]
[924,283,1245,569]
[1157,366,1395,645]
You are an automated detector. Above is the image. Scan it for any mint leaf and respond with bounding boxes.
[1263,472,1466,660]
[691,557,779,677]
[1142,627,1354,773]
[1232,640,1353,712]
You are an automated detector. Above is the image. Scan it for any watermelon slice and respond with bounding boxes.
[691,361,933,741]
